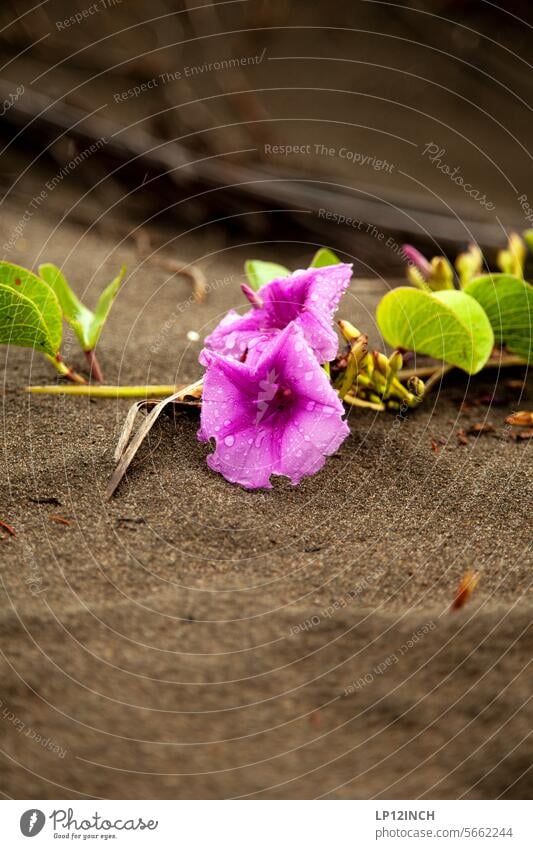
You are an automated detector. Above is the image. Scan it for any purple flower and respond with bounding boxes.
[201,263,353,366]
[198,323,349,489]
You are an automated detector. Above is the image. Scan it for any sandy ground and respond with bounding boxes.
[0,206,531,799]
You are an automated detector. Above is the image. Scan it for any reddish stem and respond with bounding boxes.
[53,354,87,385]
[84,349,105,382]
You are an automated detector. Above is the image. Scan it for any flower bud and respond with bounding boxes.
[455,243,483,287]
[373,351,390,376]
[428,257,455,290]
[338,320,361,343]
[388,350,403,375]
[407,375,425,398]
[497,233,526,277]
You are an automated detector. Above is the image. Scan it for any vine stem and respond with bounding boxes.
[84,350,105,383]
[45,354,87,385]
[397,353,527,385]
[26,383,178,398]
[423,363,455,394]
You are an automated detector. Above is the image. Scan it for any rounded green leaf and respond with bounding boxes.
[376,286,494,374]
[244,259,290,291]
[309,247,342,268]
[0,262,62,353]
[0,284,59,355]
[464,273,532,363]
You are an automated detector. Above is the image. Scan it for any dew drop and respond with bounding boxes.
[224,435,235,447]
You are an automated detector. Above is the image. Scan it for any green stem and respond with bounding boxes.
[45,354,87,385]
[26,383,179,398]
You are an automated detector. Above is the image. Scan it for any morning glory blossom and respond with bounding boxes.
[198,322,349,489]
[200,263,353,366]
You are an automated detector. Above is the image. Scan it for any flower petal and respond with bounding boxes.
[200,309,271,365]
[199,323,350,489]
[261,263,353,361]
[201,263,353,365]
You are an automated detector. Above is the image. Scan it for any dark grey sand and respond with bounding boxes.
[0,206,531,798]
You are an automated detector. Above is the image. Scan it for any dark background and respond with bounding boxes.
[1,0,532,271]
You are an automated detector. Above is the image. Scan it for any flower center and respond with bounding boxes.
[272,385,293,408]
[255,371,294,424]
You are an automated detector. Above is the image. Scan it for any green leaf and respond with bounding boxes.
[464,273,532,362]
[376,286,494,374]
[39,263,125,351]
[244,259,290,291]
[309,247,342,268]
[0,261,62,353]
[39,263,93,350]
[0,284,60,355]
[87,266,126,349]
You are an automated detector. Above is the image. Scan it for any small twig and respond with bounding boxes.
[134,229,207,303]
[0,520,16,537]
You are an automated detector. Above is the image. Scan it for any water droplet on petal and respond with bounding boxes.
[224,435,235,447]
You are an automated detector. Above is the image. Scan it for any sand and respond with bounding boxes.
[0,205,531,798]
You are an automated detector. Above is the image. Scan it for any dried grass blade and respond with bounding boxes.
[106,379,203,499]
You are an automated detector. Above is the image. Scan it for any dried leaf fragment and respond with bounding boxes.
[456,428,469,445]
[514,428,533,441]
[506,411,533,427]
[451,570,480,611]
[467,422,495,435]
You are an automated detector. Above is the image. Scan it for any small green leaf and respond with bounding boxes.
[376,286,494,374]
[39,263,125,351]
[39,263,93,350]
[244,259,290,291]
[0,284,59,355]
[87,266,126,349]
[309,247,342,268]
[0,261,62,353]
[464,273,532,362]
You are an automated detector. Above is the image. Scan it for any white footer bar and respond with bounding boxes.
[3,799,531,847]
